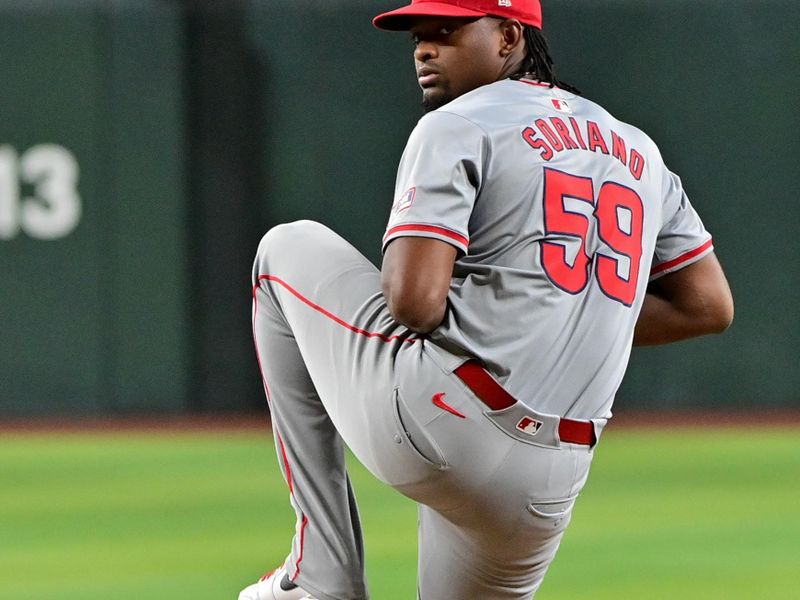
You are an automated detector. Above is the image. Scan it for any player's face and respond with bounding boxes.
[410,17,508,112]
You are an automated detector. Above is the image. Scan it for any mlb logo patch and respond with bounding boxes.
[392,187,416,214]
[551,98,572,113]
[498,0,512,6]
[516,416,543,436]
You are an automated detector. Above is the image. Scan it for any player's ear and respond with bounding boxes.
[497,19,524,57]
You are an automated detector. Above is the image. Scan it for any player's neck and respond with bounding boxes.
[514,71,551,86]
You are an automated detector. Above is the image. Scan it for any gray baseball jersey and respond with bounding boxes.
[383,78,713,420]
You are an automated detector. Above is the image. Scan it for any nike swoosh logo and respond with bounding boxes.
[432,393,466,419]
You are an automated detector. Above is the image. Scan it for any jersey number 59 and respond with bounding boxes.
[540,167,643,307]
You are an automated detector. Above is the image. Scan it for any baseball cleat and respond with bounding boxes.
[237,563,318,600]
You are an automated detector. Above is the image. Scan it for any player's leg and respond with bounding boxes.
[252,220,441,482]
[353,342,596,598]
[249,220,446,600]
[249,219,593,600]
[415,441,593,599]
[416,503,569,599]
[250,287,367,600]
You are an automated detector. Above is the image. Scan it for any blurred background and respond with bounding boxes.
[1,1,799,598]
[0,0,798,418]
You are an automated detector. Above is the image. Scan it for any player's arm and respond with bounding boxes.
[382,237,457,333]
[633,252,733,346]
[380,112,483,333]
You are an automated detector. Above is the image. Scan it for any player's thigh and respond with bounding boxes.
[252,221,431,476]
[417,500,572,600]
[414,437,593,598]
[252,219,398,400]
[252,220,390,338]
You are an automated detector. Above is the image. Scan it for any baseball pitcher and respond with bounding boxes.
[239,1,734,598]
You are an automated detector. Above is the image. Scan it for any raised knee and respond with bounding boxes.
[257,219,324,254]
[254,220,330,270]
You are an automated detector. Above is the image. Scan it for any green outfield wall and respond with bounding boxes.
[0,1,188,415]
[0,0,797,415]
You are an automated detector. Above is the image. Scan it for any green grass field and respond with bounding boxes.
[1,426,798,599]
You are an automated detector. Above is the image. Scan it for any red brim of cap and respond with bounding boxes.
[373,2,488,31]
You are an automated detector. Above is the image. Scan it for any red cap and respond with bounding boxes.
[373,0,542,31]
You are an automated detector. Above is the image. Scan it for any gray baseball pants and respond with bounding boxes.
[251,220,596,600]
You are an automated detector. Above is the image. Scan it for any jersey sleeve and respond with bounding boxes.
[650,169,714,280]
[382,111,488,255]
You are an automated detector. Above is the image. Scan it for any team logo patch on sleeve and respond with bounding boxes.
[551,98,572,113]
[392,187,416,214]
[516,417,543,436]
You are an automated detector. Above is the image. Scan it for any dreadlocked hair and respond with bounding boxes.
[510,27,580,95]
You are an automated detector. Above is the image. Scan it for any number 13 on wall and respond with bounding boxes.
[0,144,82,241]
[541,167,644,307]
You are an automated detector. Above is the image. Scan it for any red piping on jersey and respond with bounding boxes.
[276,425,309,581]
[650,239,713,276]
[518,79,556,89]
[276,432,294,492]
[291,514,309,581]
[384,224,468,249]
[256,275,417,345]
[251,273,422,579]
[252,286,309,582]
[251,283,272,404]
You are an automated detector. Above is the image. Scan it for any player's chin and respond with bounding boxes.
[421,88,451,113]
